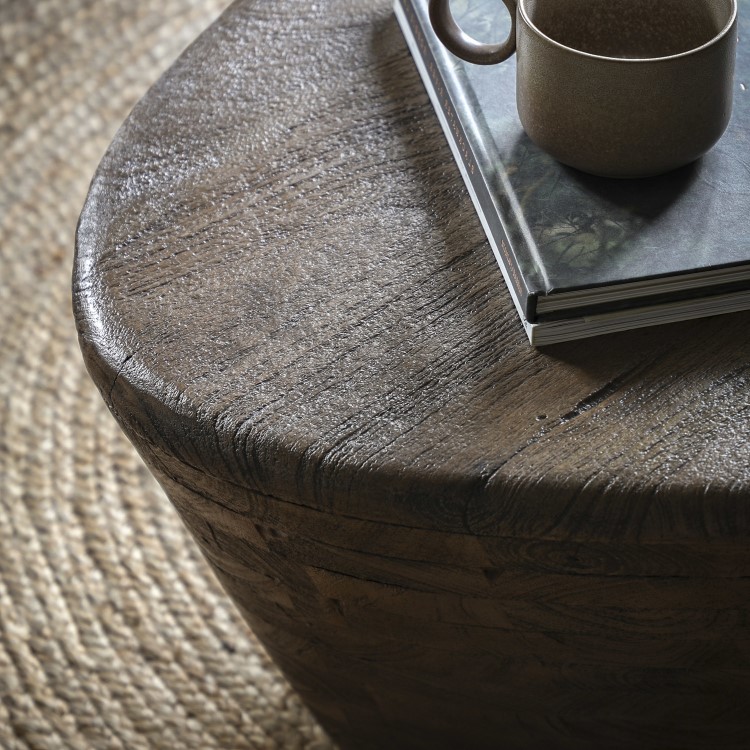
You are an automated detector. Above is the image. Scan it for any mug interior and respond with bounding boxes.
[522,0,734,59]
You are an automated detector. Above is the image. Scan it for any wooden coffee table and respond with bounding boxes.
[73,1,750,748]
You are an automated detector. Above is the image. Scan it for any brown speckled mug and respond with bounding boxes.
[429,0,738,178]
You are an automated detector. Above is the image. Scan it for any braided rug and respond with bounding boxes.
[0,1,333,747]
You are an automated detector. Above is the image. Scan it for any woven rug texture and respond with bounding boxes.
[0,1,334,747]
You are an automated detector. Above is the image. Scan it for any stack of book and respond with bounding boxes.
[395,0,750,345]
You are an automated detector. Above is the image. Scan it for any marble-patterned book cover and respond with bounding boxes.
[396,0,750,329]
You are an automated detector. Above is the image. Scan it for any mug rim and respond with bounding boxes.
[518,0,738,63]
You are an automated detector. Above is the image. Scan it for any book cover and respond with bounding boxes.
[395,0,750,345]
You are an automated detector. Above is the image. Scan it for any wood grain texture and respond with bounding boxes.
[73,0,750,747]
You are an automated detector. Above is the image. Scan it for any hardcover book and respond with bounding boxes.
[394,0,750,345]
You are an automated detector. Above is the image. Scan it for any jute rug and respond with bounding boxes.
[0,1,333,747]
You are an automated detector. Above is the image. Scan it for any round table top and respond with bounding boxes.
[74,0,750,541]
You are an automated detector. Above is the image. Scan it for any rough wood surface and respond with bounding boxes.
[74,0,750,748]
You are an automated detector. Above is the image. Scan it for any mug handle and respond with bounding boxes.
[428,0,517,65]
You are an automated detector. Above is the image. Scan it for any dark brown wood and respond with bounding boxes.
[73,1,750,748]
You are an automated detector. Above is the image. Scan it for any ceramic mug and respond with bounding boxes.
[428,0,738,178]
